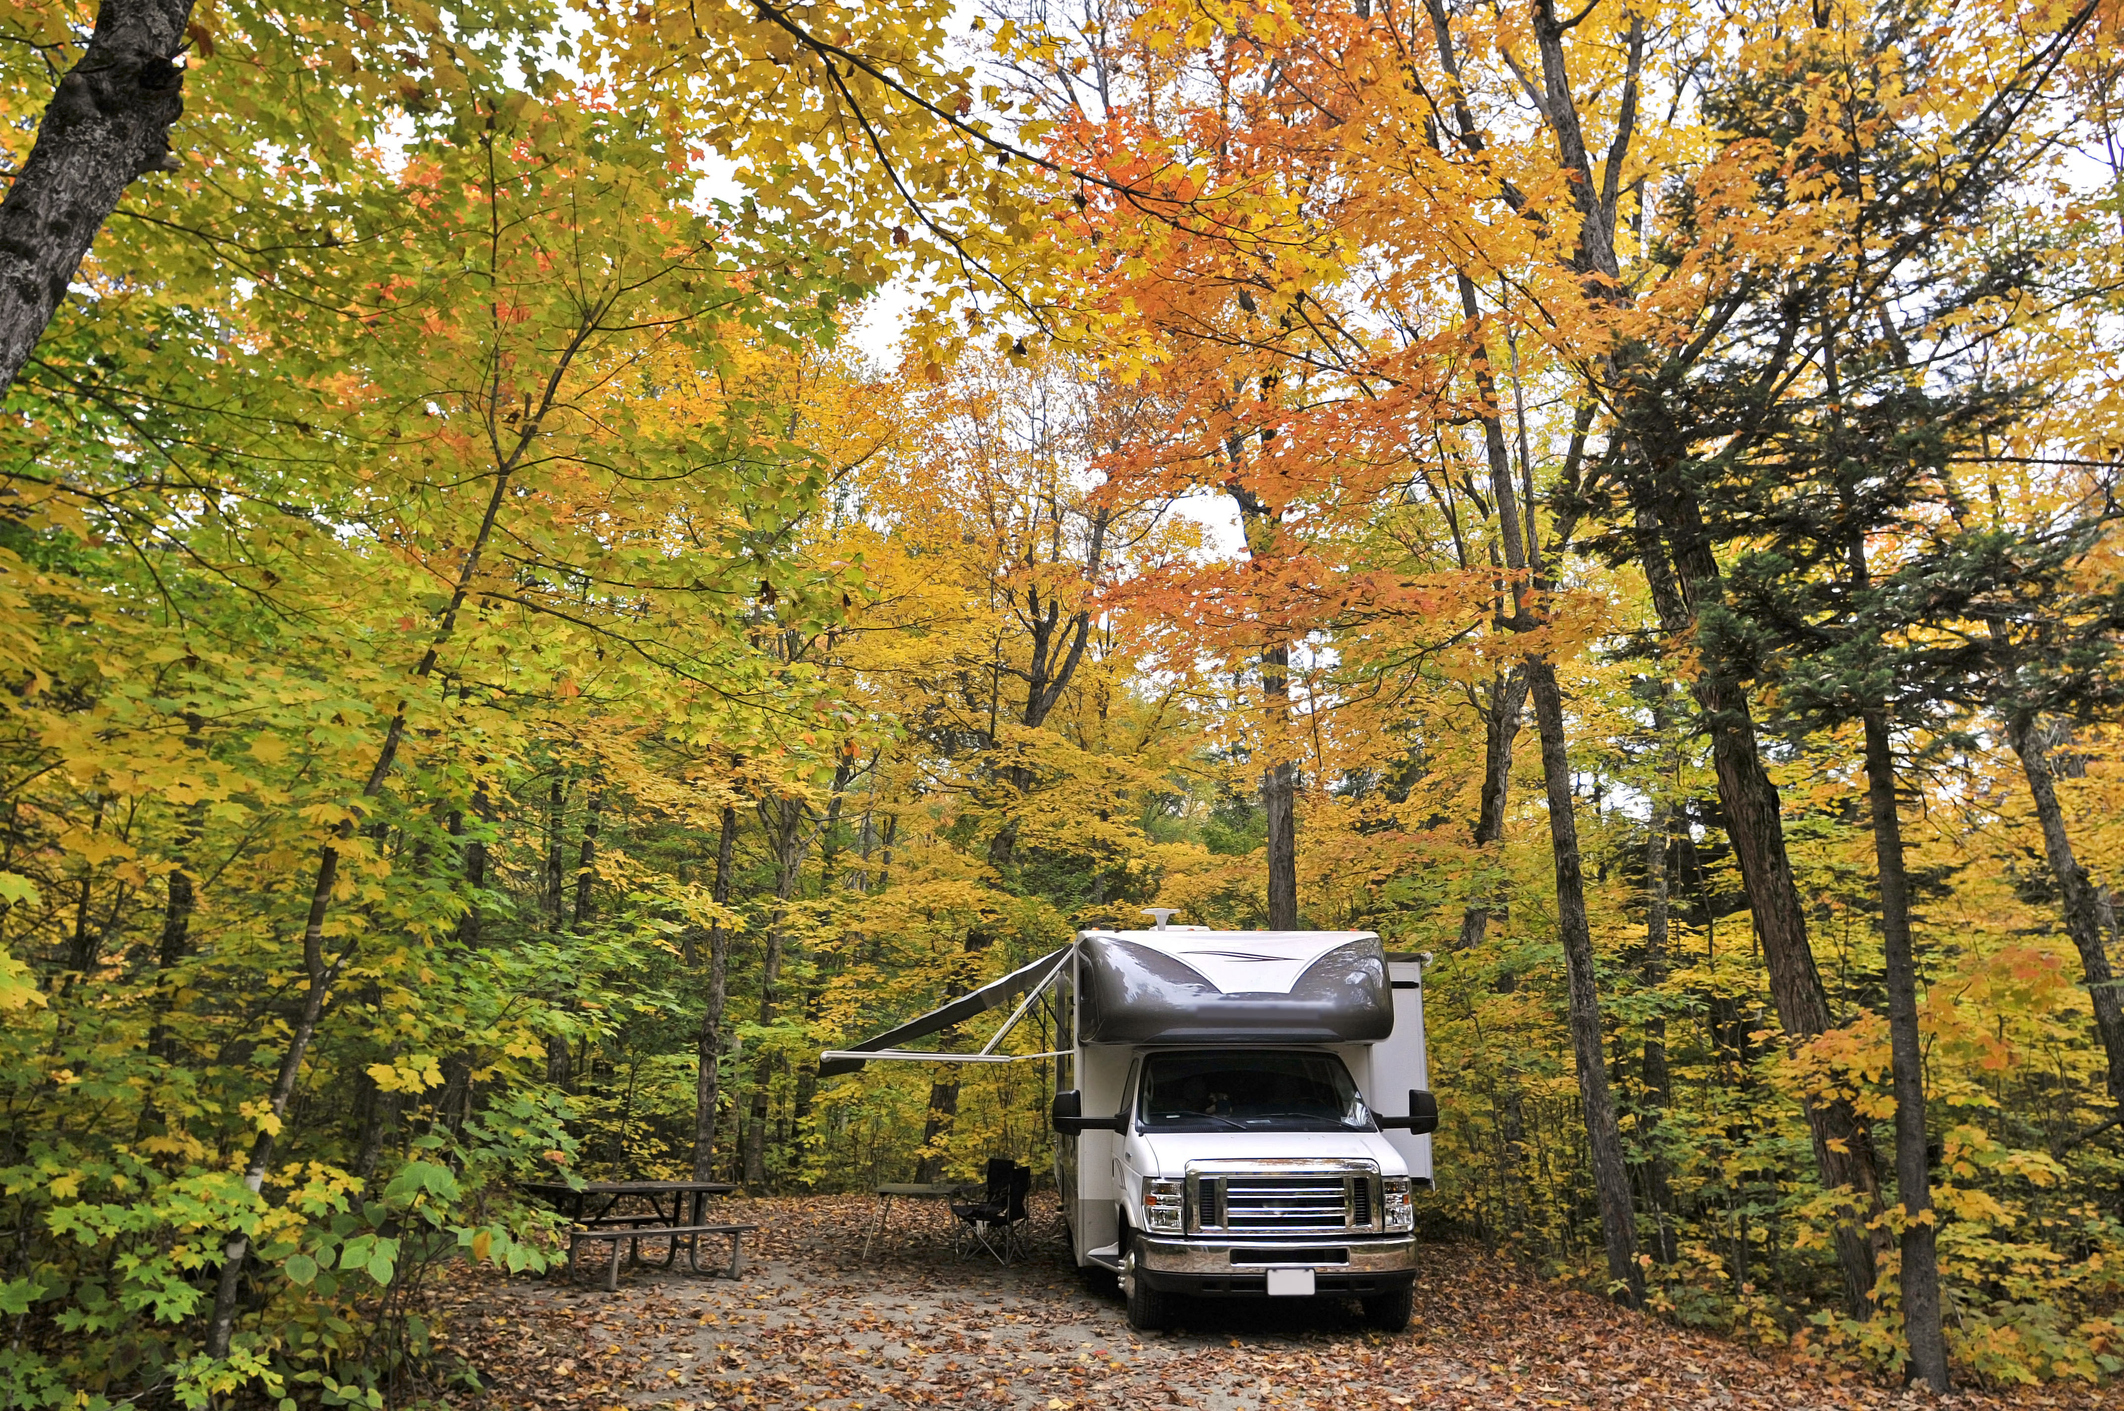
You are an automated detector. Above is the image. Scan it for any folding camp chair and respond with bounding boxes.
[951,1159,1032,1265]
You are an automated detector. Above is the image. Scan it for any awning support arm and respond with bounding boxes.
[816,944,1071,1077]
[978,954,1066,1056]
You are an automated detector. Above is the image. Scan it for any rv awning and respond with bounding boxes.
[817,945,1069,1077]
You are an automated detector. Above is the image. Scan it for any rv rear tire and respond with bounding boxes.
[1360,1285,1412,1332]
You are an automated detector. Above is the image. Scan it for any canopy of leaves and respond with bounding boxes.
[2,0,2123,1403]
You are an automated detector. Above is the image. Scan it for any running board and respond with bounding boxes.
[1086,1244,1123,1272]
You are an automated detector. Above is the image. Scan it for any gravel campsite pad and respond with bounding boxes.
[432,1196,2108,1411]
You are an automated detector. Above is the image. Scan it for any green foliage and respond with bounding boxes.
[0,0,2119,1399]
[0,0,891,1400]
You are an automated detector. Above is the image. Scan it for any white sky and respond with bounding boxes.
[816,1,1251,561]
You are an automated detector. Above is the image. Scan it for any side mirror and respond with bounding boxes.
[1379,1089,1440,1135]
[1406,1089,1439,1135]
[1051,1089,1125,1134]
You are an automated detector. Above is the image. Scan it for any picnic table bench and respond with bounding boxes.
[520,1179,748,1290]
[566,1222,758,1291]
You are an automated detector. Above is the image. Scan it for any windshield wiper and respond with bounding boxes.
[1241,1110,1353,1126]
[1152,1110,1246,1129]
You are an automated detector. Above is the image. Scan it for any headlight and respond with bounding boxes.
[1383,1176,1414,1232]
[1143,1178,1183,1233]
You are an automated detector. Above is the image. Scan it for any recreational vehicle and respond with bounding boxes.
[820,916,1437,1331]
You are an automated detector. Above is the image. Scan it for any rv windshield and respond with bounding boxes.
[1137,1051,1373,1132]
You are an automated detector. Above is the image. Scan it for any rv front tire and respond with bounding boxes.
[1121,1243,1172,1331]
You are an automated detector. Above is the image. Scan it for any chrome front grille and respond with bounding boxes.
[1188,1165,1380,1235]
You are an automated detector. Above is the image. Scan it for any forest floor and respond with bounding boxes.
[429,1196,2108,1411]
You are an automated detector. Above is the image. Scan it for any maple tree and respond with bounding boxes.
[957,0,2124,1384]
[0,0,900,1400]
[3,0,2124,1403]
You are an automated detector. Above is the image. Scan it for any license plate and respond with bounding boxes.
[1265,1268,1315,1297]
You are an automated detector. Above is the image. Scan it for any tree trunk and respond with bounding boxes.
[792,762,856,1170]
[1458,669,1528,950]
[572,788,602,930]
[818,757,854,888]
[1261,640,1299,930]
[433,1054,473,1139]
[742,793,806,1189]
[914,1077,963,1184]
[1636,496,1886,1315]
[0,0,192,394]
[352,1058,400,1182]
[548,785,600,1091]
[1441,272,1634,1301]
[989,508,1107,872]
[544,775,573,1088]
[2005,713,2124,1105]
[145,714,204,1065]
[204,816,361,1357]
[1528,658,1641,1304]
[1229,470,1300,930]
[155,812,198,974]
[1510,0,1888,1309]
[1862,711,1951,1392]
[694,803,737,1181]
[417,785,488,1144]
[1642,783,1678,1264]
[543,775,569,925]
[455,781,490,948]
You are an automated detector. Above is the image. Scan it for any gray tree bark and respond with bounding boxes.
[454,781,490,948]
[543,775,573,1088]
[913,928,993,1182]
[693,803,737,1181]
[741,791,806,1188]
[1458,669,1528,950]
[1463,0,1886,1316]
[571,788,602,930]
[0,0,191,392]
[1641,776,1678,1264]
[1260,640,1299,930]
[1862,711,1950,1392]
[1634,499,1887,1315]
[1227,469,1300,930]
[986,508,1107,870]
[2005,713,2124,1106]
[1528,659,1641,1303]
[144,713,203,1066]
[1443,241,1639,1303]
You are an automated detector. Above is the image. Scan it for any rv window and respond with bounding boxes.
[1136,1051,1374,1132]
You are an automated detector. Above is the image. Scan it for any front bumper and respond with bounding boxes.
[1134,1234,1417,1297]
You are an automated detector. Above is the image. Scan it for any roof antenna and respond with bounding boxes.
[1139,908,1177,930]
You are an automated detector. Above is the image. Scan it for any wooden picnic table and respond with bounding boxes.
[520,1179,736,1230]
[521,1179,746,1288]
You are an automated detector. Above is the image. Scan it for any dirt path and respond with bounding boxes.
[431,1196,2105,1410]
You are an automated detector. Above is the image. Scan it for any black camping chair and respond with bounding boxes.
[951,1159,1032,1265]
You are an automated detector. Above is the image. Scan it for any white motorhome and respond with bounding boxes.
[821,917,1437,1332]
